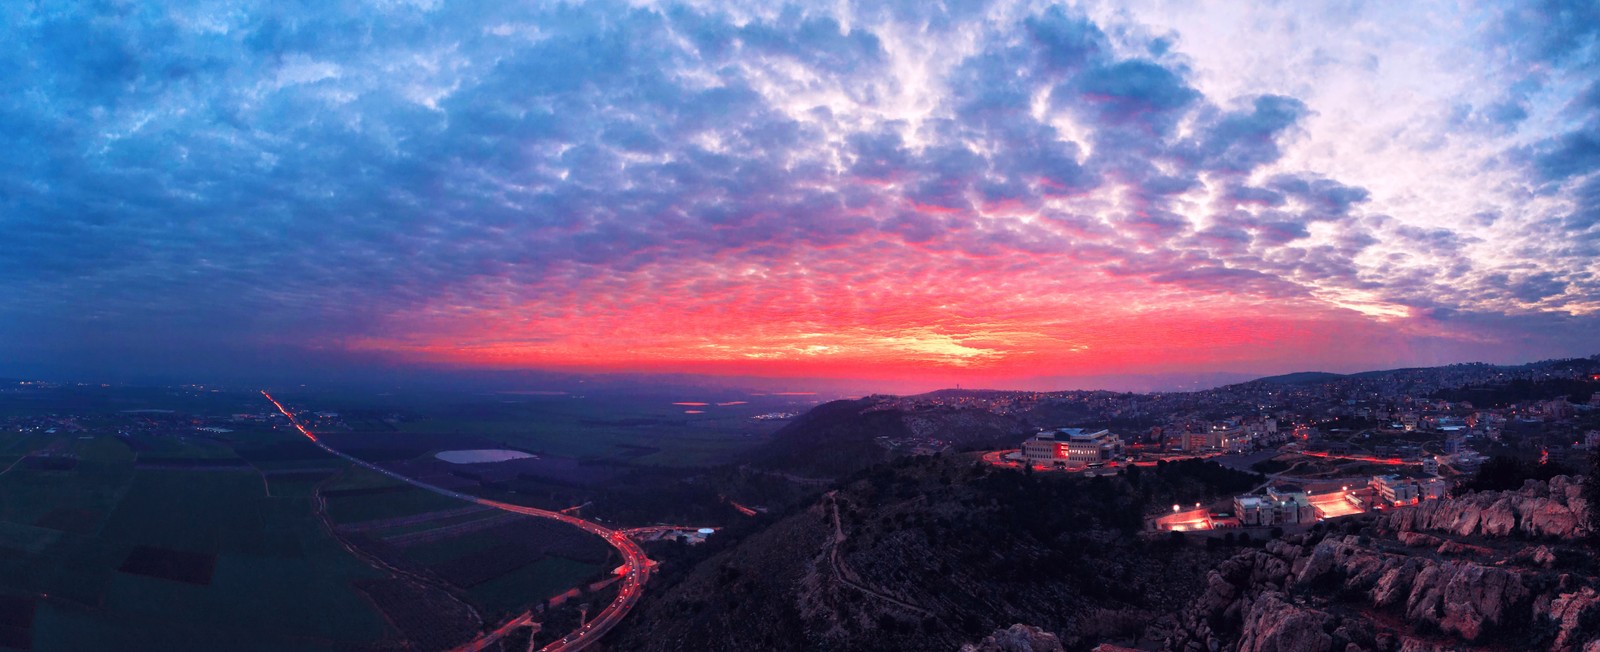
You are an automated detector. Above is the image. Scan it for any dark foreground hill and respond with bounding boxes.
[748,399,1028,478]
[605,455,1261,651]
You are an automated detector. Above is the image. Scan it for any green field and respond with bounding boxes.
[313,464,618,619]
[0,435,133,536]
[323,487,468,525]
[0,383,771,649]
[0,428,400,650]
[262,471,339,498]
[469,556,604,616]
[392,397,787,467]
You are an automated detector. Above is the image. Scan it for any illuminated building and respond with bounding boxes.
[1174,422,1252,453]
[1418,477,1447,500]
[1022,428,1123,469]
[1264,486,1315,524]
[1232,487,1315,526]
[1371,475,1419,506]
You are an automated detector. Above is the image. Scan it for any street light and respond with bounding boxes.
[1173,504,1180,512]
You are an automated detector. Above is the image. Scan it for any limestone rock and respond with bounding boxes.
[960,624,1066,652]
[1236,592,1332,652]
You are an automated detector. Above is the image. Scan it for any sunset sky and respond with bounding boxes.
[3,1,1597,391]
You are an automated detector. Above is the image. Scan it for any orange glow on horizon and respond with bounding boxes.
[340,245,1473,386]
[350,306,1427,384]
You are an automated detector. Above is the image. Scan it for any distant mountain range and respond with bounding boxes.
[918,355,1600,397]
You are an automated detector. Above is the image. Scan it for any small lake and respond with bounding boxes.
[435,449,536,464]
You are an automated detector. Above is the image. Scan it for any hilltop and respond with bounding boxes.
[606,454,1263,651]
[746,399,1028,478]
[1247,371,1347,386]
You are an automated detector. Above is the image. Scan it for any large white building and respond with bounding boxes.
[1022,428,1124,469]
[1371,475,1420,506]
[1233,487,1315,526]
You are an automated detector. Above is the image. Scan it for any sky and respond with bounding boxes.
[2,0,1598,392]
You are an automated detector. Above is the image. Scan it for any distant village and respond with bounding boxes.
[869,357,1600,534]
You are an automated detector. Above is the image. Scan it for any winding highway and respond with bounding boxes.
[261,391,650,652]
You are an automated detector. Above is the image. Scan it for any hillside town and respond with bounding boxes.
[895,358,1600,537]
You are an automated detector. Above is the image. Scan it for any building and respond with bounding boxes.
[1418,477,1448,500]
[1422,456,1439,476]
[1233,496,1267,526]
[1212,423,1252,452]
[1233,487,1315,526]
[1265,486,1316,524]
[1022,428,1124,469]
[1371,475,1419,506]
[1175,422,1252,453]
[1542,399,1575,419]
[1450,450,1485,472]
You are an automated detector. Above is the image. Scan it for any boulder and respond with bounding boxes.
[1547,587,1600,651]
[1236,592,1332,652]
[960,624,1066,652]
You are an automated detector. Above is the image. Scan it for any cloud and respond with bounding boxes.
[0,0,1595,386]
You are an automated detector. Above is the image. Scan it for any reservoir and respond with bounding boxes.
[434,449,535,464]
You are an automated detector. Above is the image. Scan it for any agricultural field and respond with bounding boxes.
[390,397,782,467]
[0,415,403,650]
[320,466,616,622]
[264,387,821,469]
[0,381,796,649]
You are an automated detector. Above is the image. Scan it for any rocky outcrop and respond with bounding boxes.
[1547,587,1600,651]
[1235,592,1334,652]
[1402,560,1530,640]
[1385,476,1591,540]
[1163,477,1600,652]
[959,624,1066,652]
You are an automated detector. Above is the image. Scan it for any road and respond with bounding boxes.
[455,612,535,652]
[262,391,650,652]
[821,492,933,617]
[1297,450,1408,465]
[721,495,759,517]
[619,525,718,539]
